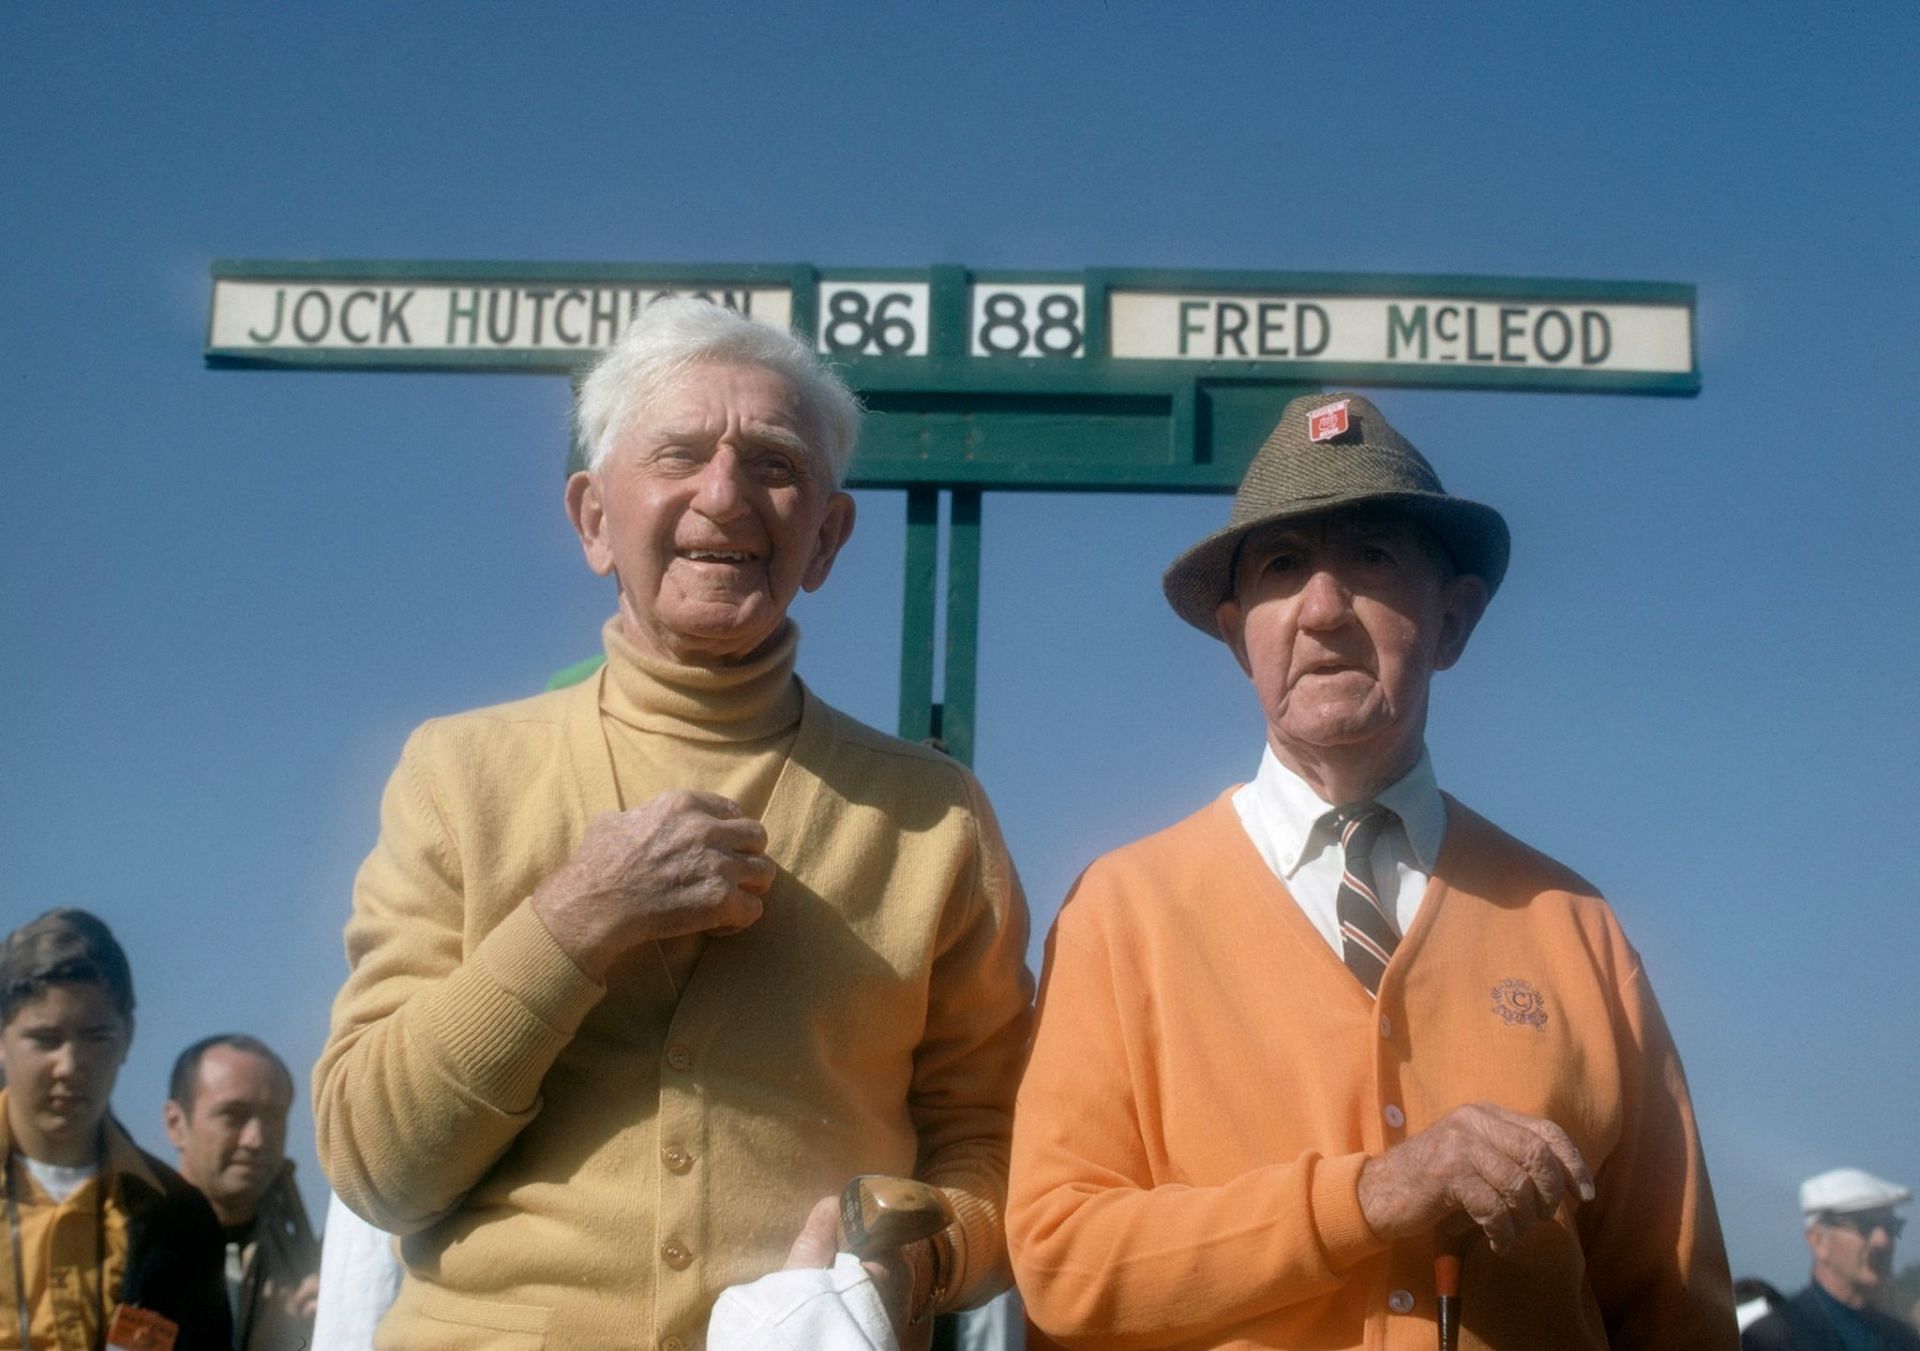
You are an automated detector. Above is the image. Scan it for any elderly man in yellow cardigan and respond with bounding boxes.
[315,299,1031,1350]
[1008,394,1735,1350]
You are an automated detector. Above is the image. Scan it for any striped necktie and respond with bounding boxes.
[1332,803,1398,996]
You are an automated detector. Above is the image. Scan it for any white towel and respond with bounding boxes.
[311,1192,404,1351]
[707,1252,897,1351]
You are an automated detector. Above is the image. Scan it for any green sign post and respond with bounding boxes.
[208,260,1698,764]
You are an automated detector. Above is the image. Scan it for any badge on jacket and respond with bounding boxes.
[1490,978,1550,1031]
[107,1305,179,1351]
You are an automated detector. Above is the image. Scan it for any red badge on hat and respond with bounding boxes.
[1307,399,1351,443]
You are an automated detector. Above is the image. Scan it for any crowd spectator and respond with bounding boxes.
[1742,1167,1917,1350]
[0,908,229,1347]
[166,1034,320,1350]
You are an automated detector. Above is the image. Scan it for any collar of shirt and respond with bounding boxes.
[20,1158,98,1205]
[1243,744,1445,878]
[1232,745,1447,957]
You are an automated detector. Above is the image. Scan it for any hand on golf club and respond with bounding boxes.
[783,1192,938,1336]
[1357,1101,1595,1254]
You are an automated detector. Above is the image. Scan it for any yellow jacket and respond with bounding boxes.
[0,1096,231,1350]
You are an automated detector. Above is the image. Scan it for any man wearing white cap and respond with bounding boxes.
[1742,1168,1918,1350]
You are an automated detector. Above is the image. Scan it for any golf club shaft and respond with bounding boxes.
[1435,1248,1462,1351]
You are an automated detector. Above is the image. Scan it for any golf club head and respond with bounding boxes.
[838,1174,955,1259]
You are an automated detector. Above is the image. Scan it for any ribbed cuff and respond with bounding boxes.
[1310,1152,1386,1271]
[937,1181,1008,1312]
[419,901,607,1111]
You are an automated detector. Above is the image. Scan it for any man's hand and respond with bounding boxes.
[1357,1102,1595,1254]
[531,790,774,981]
[784,1194,936,1339]
[259,1272,319,1321]
[283,1273,320,1320]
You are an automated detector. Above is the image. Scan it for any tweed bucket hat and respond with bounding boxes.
[1162,392,1510,635]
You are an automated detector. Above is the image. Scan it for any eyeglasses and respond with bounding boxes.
[1818,1212,1905,1239]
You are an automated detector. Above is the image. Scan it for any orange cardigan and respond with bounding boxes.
[1008,793,1734,1350]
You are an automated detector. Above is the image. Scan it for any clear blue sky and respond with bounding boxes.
[4,1,1916,1292]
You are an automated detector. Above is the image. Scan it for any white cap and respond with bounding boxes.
[1799,1167,1912,1219]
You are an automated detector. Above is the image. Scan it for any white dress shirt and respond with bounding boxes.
[1231,745,1447,955]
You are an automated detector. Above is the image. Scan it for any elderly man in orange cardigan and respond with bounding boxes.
[1008,393,1735,1350]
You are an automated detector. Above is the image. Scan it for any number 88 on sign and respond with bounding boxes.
[970,284,1085,358]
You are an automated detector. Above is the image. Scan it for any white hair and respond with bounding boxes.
[573,296,863,487]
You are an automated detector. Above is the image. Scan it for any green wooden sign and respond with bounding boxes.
[207,260,1699,763]
[209,260,1696,487]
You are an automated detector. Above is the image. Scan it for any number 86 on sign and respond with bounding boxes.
[816,282,930,357]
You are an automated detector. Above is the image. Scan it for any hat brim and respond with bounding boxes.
[1162,490,1511,637]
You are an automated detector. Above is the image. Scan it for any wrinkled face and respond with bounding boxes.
[1808,1209,1901,1302]
[567,361,855,664]
[1215,509,1486,783]
[0,983,130,1164]
[164,1045,292,1225]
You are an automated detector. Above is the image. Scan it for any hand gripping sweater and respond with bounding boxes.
[314,627,1032,1350]
[1007,792,1735,1351]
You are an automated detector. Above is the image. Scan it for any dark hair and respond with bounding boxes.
[168,1034,294,1111]
[0,909,135,1026]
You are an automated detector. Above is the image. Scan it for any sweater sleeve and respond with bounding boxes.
[1007,883,1384,1349]
[312,723,606,1233]
[1578,950,1738,1350]
[909,773,1036,1312]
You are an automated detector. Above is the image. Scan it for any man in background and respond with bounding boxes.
[1742,1167,1918,1350]
[167,1034,320,1350]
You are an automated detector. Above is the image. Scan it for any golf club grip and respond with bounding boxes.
[1435,1250,1462,1351]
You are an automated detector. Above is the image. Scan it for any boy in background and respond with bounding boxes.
[0,908,229,1348]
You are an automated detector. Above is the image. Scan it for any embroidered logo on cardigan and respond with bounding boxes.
[1491,978,1549,1030]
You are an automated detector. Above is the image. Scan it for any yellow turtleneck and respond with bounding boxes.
[596,616,803,994]
[597,614,802,817]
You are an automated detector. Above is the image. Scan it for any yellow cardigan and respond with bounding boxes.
[315,669,1032,1350]
[1008,793,1735,1351]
